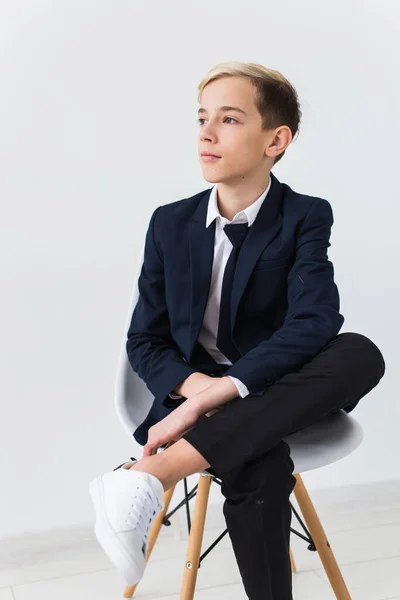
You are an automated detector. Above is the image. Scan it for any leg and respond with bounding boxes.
[179,332,384,599]
[183,332,385,484]
[219,441,296,600]
[129,438,210,492]
[129,332,385,492]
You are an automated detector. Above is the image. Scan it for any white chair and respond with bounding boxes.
[115,248,362,600]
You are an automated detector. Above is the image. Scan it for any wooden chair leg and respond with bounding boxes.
[123,485,176,598]
[289,546,297,573]
[293,474,351,599]
[180,474,212,600]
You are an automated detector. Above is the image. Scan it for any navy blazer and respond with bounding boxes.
[127,172,344,445]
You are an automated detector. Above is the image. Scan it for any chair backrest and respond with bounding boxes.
[114,245,155,440]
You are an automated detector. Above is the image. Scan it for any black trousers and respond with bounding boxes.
[182,332,386,600]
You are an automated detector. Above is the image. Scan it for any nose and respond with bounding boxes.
[199,123,216,143]
[200,133,217,147]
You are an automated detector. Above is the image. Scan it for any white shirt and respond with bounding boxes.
[170,176,272,400]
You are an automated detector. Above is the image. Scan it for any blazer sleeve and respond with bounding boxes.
[126,206,198,404]
[226,197,344,396]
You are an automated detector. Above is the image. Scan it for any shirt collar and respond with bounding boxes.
[205,176,272,228]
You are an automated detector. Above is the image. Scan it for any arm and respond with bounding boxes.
[189,197,344,417]
[225,197,344,396]
[170,374,249,399]
[126,206,199,403]
[169,372,215,399]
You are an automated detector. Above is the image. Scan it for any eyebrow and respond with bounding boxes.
[198,105,248,116]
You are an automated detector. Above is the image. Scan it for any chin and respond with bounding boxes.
[202,173,220,183]
[201,167,228,184]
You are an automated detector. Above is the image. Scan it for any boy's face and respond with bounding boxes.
[197,76,276,185]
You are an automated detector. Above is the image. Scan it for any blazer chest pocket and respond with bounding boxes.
[254,255,294,271]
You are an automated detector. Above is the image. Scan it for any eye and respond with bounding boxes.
[197,117,238,125]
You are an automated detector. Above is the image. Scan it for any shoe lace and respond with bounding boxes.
[125,485,163,542]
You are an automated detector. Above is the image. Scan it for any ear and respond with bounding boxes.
[265,125,292,159]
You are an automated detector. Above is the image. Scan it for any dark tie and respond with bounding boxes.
[216,222,249,362]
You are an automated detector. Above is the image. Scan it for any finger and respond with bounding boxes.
[143,444,153,458]
[205,409,219,417]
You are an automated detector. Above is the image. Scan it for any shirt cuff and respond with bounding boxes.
[228,375,250,398]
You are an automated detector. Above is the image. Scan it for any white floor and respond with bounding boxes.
[1,479,400,599]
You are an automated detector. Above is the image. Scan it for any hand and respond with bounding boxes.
[143,400,201,457]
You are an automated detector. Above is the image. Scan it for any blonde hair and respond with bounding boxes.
[198,61,302,165]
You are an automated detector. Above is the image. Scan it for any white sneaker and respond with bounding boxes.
[89,466,164,585]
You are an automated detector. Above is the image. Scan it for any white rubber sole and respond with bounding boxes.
[89,475,144,585]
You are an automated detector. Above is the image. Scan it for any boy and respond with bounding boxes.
[89,62,385,599]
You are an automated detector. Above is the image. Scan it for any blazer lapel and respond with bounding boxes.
[230,172,283,328]
[188,191,216,357]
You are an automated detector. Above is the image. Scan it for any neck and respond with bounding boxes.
[216,172,271,221]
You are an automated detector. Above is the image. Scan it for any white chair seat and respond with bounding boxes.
[284,410,363,474]
[194,410,363,477]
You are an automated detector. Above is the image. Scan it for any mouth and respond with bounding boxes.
[201,153,221,160]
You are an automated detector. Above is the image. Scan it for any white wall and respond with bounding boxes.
[1,0,399,539]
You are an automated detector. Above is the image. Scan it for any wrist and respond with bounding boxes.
[193,376,239,414]
[174,372,214,397]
